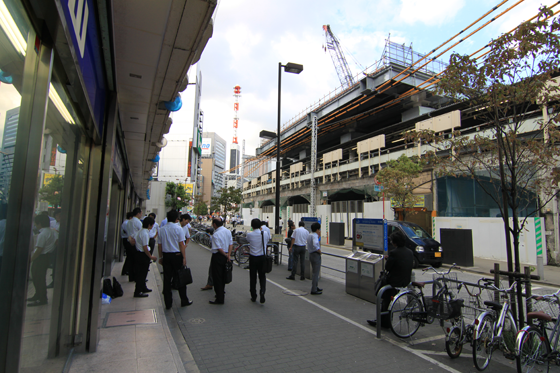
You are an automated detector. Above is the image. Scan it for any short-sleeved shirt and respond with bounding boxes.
[121,220,129,238]
[291,227,309,246]
[160,218,168,228]
[307,232,320,254]
[159,222,185,253]
[246,229,270,256]
[127,217,142,239]
[182,224,190,241]
[211,226,233,254]
[149,222,159,238]
[261,225,271,236]
[36,227,58,255]
[134,228,150,252]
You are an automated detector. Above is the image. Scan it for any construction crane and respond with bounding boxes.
[323,25,355,88]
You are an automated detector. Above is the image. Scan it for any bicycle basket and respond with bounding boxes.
[236,236,249,245]
[427,295,464,320]
[432,273,459,298]
[529,296,559,321]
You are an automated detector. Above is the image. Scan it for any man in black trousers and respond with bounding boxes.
[209,218,233,304]
[158,210,192,309]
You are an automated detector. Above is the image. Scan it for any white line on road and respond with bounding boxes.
[267,278,462,373]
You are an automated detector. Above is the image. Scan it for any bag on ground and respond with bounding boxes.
[112,276,124,298]
[102,278,114,298]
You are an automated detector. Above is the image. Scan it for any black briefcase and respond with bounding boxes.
[173,266,193,289]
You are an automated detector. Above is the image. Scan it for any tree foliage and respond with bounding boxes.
[192,193,208,216]
[407,7,560,270]
[376,154,425,221]
[38,175,64,208]
[165,182,191,211]
[216,186,242,215]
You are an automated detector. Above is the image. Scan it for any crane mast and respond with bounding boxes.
[323,24,354,88]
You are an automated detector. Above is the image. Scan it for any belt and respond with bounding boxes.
[163,252,181,255]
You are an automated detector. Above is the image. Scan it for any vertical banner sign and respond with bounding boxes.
[535,217,543,256]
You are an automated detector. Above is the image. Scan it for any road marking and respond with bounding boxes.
[267,279,462,373]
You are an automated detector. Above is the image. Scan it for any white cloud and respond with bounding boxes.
[399,0,465,26]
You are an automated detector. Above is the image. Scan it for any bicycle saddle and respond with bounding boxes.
[411,282,426,288]
[527,311,552,322]
[484,300,503,311]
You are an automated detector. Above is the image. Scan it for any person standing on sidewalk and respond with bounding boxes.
[307,222,323,295]
[246,218,270,303]
[179,214,192,245]
[209,218,233,305]
[286,221,309,281]
[286,221,296,271]
[158,210,192,309]
[132,217,157,298]
[120,212,133,276]
[147,213,158,255]
[125,207,143,282]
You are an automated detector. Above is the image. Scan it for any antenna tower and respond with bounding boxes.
[233,85,241,144]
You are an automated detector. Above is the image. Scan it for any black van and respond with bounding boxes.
[387,220,442,268]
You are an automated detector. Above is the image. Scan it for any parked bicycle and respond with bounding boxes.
[515,289,560,373]
[472,280,519,371]
[389,264,462,339]
[232,235,250,266]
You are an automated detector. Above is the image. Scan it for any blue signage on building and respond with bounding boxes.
[61,0,107,137]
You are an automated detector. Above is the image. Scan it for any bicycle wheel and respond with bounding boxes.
[472,314,494,371]
[516,326,550,373]
[389,292,422,338]
[238,245,250,265]
[446,326,463,359]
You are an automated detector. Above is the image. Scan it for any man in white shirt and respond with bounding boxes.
[158,210,191,309]
[246,218,270,303]
[121,212,133,276]
[209,218,233,304]
[125,208,143,282]
[28,214,58,306]
[148,213,159,255]
[132,216,157,297]
[286,221,309,281]
[160,216,168,228]
[179,214,191,245]
[307,222,323,295]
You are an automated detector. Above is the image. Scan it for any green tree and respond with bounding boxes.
[216,186,242,216]
[192,192,208,216]
[210,196,221,214]
[38,175,64,208]
[408,7,560,324]
[376,154,424,221]
[165,182,191,211]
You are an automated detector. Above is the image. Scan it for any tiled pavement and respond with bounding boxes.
[69,237,536,373]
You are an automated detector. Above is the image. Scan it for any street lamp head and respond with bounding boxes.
[259,130,277,140]
[284,62,303,74]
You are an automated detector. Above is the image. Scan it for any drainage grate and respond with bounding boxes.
[282,289,308,296]
[103,309,157,328]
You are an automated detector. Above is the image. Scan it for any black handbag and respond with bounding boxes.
[173,266,193,289]
[262,231,273,273]
[224,261,233,284]
[374,270,388,295]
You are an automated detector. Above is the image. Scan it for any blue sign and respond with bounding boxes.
[353,218,388,252]
[61,0,107,137]
[301,217,319,233]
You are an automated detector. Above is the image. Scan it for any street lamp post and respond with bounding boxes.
[275,62,303,241]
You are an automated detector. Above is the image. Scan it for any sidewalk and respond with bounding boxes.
[322,239,560,286]
[68,261,193,373]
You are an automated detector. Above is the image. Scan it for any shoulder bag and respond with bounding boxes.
[262,231,273,273]
[173,266,193,289]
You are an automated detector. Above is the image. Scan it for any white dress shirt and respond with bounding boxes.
[307,232,320,253]
[261,224,271,235]
[246,229,270,256]
[134,228,150,252]
[35,227,58,255]
[160,217,168,228]
[291,226,309,246]
[149,222,159,238]
[121,219,129,238]
[127,217,142,239]
[182,224,190,240]
[211,226,233,254]
[159,222,184,253]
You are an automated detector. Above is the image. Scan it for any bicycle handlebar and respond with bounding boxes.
[528,289,560,302]
[422,263,460,275]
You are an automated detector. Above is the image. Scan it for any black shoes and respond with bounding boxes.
[181,300,193,307]
[286,276,295,280]
[367,319,377,327]
[317,288,323,292]
[209,300,223,305]
[310,291,322,295]
[260,293,265,304]
[134,292,149,298]
[165,304,172,310]
[251,295,257,302]
[143,288,153,293]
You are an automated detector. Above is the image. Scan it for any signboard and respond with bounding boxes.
[271,234,283,243]
[43,173,58,185]
[180,183,194,195]
[201,138,211,155]
[302,217,319,233]
[353,218,388,252]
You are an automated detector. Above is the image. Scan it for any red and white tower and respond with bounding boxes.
[233,85,241,144]
[229,86,241,175]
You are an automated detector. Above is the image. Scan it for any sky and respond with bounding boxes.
[167,0,556,170]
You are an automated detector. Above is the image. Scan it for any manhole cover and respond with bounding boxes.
[104,310,157,327]
[189,318,205,324]
[282,289,308,296]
